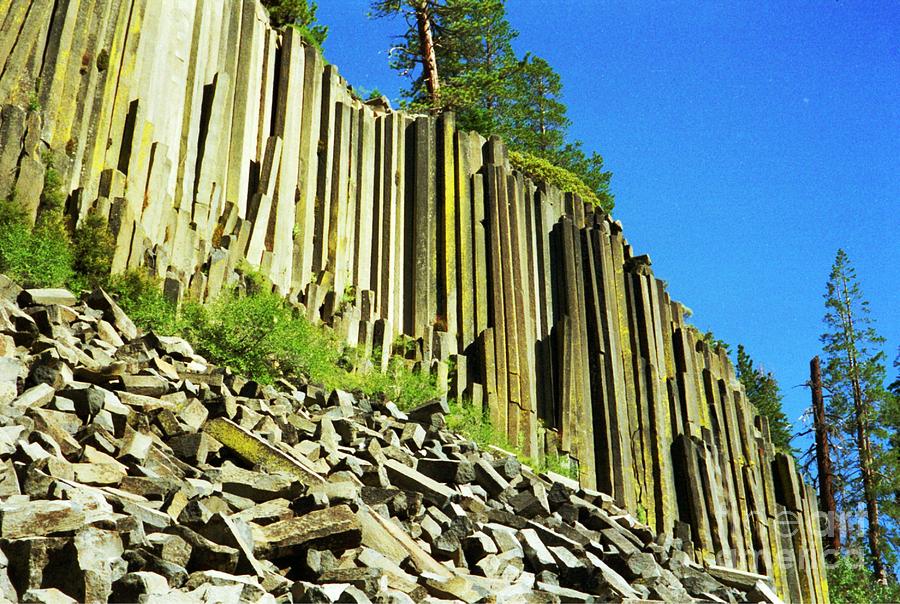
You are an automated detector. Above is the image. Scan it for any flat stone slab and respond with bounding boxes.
[0,499,86,539]
[18,289,77,307]
[252,504,362,558]
[10,383,55,409]
[383,458,456,506]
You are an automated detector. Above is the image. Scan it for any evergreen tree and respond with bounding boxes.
[735,344,794,452]
[554,142,614,209]
[821,249,891,582]
[372,0,614,209]
[261,0,327,49]
[440,0,518,134]
[881,349,900,568]
[503,54,569,154]
[372,0,518,131]
[502,54,614,208]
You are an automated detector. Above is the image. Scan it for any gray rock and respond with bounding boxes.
[109,571,171,602]
[519,528,556,572]
[383,458,456,507]
[536,581,595,602]
[18,289,77,307]
[252,505,362,559]
[473,459,509,497]
[0,500,85,539]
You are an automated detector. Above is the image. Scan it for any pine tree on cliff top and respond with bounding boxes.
[371,0,613,209]
[261,0,327,49]
[735,344,794,452]
[371,0,518,131]
[503,53,570,156]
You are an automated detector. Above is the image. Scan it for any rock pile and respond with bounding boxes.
[0,276,782,603]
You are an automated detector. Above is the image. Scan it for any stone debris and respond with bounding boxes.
[0,283,777,603]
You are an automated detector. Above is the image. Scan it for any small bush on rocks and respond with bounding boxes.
[72,211,115,290]
[509,150,613,213]
[107,270,181,335]
[108,269,442,409]
[0,198,73,288]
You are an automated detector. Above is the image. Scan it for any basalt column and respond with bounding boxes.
[0,1,828,600]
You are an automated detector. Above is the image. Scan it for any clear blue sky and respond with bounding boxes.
[316,1,900,440]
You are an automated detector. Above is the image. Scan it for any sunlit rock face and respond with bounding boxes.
[0,1,826,601]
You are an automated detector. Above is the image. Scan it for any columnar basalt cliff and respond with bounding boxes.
[0,0,827,601]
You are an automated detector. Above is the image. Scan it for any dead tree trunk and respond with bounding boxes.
[811,355,840,560]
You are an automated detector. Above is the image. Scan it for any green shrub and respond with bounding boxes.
[509,150,613,213]
[39,166,66,215]
[447,399,509,451]
[0,198,73,288]
[27,92,41,113]
[107,270,180,335]
[180,286,291,383]
[72,212,114,289]
[29,217,74,287]
[540,451,579,480]
[364,356,442,410]
[174,278,441,408]
[827,555,900,604]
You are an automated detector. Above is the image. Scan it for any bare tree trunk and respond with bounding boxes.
[413,0,440,110]
[811,355,840,560]
[839,276,886,583]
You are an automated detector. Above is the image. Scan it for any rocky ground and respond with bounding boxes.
[0,274,782,603]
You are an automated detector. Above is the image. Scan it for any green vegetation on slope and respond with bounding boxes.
[0,156,115,292]
[509,150,613,213]
[0,197,72,288]
[446,400,578,479]
[107,269,442,410]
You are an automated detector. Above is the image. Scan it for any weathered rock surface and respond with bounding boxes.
[0,0,826,598]
[0,282,781,603]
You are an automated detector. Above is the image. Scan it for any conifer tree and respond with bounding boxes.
[372,0,518,130]
[372,0,614,209]
[735,344,794,452]
[503,54,570,155]
[261,0,327,49]
[821,249,890,582]
[881,349,900,566]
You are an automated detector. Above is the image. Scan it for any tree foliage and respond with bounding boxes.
[260,0,327,49]
[828,555,900,604]
[735,344,794,452]
[820,249,895,582]
[504,54,569,154]
[372,0,614,209]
